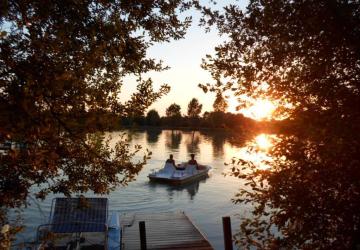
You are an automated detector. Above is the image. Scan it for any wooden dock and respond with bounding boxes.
[120,211,214,250]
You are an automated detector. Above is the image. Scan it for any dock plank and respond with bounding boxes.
[120,212,214,250]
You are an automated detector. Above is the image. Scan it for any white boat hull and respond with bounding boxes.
[148,163,211,185]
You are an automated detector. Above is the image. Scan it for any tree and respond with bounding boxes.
[213,91,228,112]
[187,98,202,128]
[208,111,225,128]
[0,0,195,227]
[201,0,360,249]
[166,103,182,118]
[165,103,182,127]
[187,98,202,118]
[146,109,161,126]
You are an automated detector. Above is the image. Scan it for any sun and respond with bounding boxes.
[246,99,275,120]
[225,96,276,120]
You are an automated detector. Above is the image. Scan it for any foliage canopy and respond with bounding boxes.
[0,0,196,221]
[202,0,360,249]
[165,103,182,118]
[146,109,161,126]
[187,98,202,118]
[212,91,228,112]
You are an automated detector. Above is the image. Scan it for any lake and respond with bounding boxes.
[15,129,271,249]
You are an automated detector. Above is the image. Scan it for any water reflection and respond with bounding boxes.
[165,130,182,150]
[148,177,208,201]
[17,129,257,250]
[126,129,145,142]
[16,128,356,248]
[232,131,360,249]
[254,134,273,151]
[211,133,226,157]
[186,131,201,155]
[146,128,162,144]
[232,133,275,170]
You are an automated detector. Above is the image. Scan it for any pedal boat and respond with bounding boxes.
[148,162,211,185]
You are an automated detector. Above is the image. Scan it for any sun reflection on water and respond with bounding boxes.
[232,133,275,170]
[255,134,273,151]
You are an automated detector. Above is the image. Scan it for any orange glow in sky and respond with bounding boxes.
[227,97,276,120]
[243,99,276,120]
[118,1,273,119]
[119,1,252,117]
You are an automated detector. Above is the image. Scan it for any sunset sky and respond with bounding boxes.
[121,1,249,117]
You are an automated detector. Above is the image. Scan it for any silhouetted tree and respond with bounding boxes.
[199,111,209,127]
[146,109,161,126]
[187,98,202,128]
[166,103,182,118]
[165,103,182,127]
[201,0,360,249]
[187,98,202,118]
[0,0,196,233]
[208,111,226,128]
[213,91,228,112]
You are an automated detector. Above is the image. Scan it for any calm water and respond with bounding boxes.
[15,129,269,249]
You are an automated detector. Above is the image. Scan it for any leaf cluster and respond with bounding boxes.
[201,0,360,249]
[0,0,197,224]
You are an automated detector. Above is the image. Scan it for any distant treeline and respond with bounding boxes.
[119,110,258,130]
[116,98,252,130]
[115,98,284,133]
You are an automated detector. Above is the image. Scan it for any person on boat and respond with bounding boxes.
[166,154,176,167]
[188,153,198,166]
[188,154,205,170]
[166,154,186,170]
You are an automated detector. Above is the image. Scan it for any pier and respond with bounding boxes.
[120,211,214,250]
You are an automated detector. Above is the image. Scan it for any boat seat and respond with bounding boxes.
[156,163,176,177]
[185,165,198,175]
